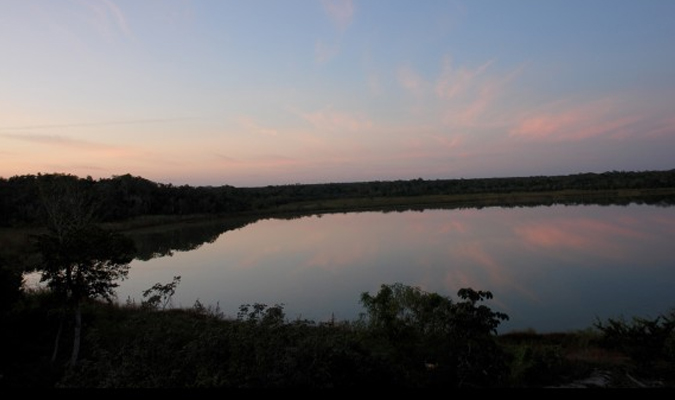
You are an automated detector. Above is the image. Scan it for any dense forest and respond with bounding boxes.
[2,169,675,227]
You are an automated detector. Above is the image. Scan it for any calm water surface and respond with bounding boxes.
[114,204,675,334]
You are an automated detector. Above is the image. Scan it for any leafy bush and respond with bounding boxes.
[594,310,675,366]
[357,283,510,387]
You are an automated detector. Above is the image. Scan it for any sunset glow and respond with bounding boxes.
[2,1,673,187]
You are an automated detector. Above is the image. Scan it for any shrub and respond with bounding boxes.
[358,283,510,387]
[594,311,675,366]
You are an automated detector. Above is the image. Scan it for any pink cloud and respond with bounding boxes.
[449,242,537,303]
[75,0,135,42]
[516,225,588,249]
[438,59,523,129]
[435,57,494,100]
[305,242,377,272]
[367,72,382,95]
[457,242,503,271]
[509,98,642,141]
[438,220,467,235]
[442,269,476,294]
[315,39,340,64]
[100,0,133,39]
[642,116,675,138]
[237,116,279,137]
[445,83,498,127]
[301,107,373,133]
[215,153,301,169]
[240,244,284,269]
[0,117,191,132]
[394,133,465,163]
[397,64,427,98]
[322,0,355,31]
[515,218,648,259]
[393,57,522,129]
[315,0,354,64]
[1,133,126,151]
[430,134,463,150]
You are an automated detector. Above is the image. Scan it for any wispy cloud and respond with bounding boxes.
[322,0,355,31]
[316,0,355,64]
[509,98,642,141]
[447,241,536,304]
[442,81,498,128]
[305,241,376,272]
[1,133,123,151]
[435,57,494,100]
[647,117,675,138]
[214,153,301,168]
[515,218,648,259]
[397,133,465,162]
[439,60,524,129]
[0,117,194,132]
[397,64,428,99]
[300,106,374,133]
[367,72,382,96]
[44,163,108,172]
[315,39,340,64]
[394,56,522,130]
[101,0,134,39]
[361,47,384,95]
[237,116,278,137]
[74,0,135,42]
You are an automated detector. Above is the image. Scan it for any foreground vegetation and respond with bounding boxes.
[1,280,673,388]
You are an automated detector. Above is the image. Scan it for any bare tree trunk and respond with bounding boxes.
[51,312,64,364]
[70,301,82,367]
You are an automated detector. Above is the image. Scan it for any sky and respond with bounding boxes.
[1,0,674,187]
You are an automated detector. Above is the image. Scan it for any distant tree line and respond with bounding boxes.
[2,169,675,227]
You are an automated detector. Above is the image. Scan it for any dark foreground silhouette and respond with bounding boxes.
[1,281,672,388]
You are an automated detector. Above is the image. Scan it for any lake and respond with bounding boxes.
[113,203,675,334]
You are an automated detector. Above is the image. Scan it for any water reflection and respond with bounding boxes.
[115,204,675,334]
[126,216,259,261]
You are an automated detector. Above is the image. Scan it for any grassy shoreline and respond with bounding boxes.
[3,187,674,257]
[106,187,675,236]
[270,187,675,213]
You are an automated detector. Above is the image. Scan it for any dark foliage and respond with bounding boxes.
[1,283,674,388]
[0,256,22,316]
[1,283,514,388]
[34,226,136,305]
[595,310,675,370]
[358,284,510,387]
[2,169,675,227]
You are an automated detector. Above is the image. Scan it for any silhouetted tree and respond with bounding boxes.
[358,283,509,387]
[34,175,135,366]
